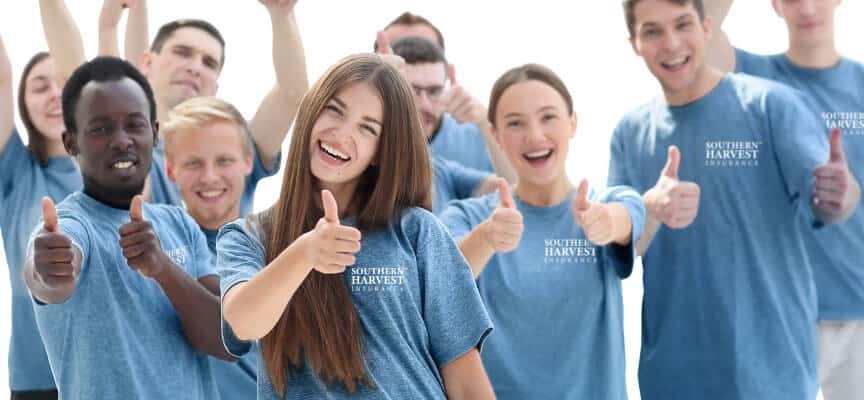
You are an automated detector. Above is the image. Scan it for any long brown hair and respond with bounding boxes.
[18,52,53,166]
[257,53,431,395]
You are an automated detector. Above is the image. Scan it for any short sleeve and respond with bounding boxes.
[439,197,491,241]
[442,158,491,199]
[215,221,266,358]
[411,211,493,367]
[607,123,634,189]
[596,186,646,279]
[0,130,32,198]
[765,89,829,224]
[735,47,774,77]
[249,143,281,185]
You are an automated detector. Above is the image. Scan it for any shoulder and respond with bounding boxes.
[613,100,658,137]
[726,73,806,109]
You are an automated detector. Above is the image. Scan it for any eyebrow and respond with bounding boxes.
[641,13,692,28]
[85,112,148,124]
[28,75,51,84]
[331,96,383,127]
[502,105,558,119]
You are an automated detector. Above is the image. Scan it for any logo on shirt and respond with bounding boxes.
[544,239,598,264]
[349,266,407,293]
[822,112,864,136]
[165,247,189,266]
[704,141,761,167]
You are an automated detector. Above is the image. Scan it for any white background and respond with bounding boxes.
[1,1,863,398]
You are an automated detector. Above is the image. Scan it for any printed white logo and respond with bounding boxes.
[544,239,598,264]
[349,266,407,293]
[165,247,189,266]
[822,112,864,136]
[704,141,761,167]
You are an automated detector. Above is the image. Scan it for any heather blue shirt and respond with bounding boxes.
[0,132,81,391]
[736,48,864,320]
[149,141,279,216]
[608,75,828,400]
[429,113,494,173]
[432,155,490,215]
[203,228,258,400]
[30,192,219,400]
[217,208,492,399]
[440,186,644,400]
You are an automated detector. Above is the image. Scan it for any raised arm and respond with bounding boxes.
[39,0,86,86]
[0,33,14,152]
[705,0,736,73]
[248,0,309,167]
[223,190,360,340]
[124,0,149,67]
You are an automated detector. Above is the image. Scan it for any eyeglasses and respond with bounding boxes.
[410,84,445,102]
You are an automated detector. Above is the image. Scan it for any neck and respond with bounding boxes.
[83,184,138,210]
[43,138,69,158]
[514,174,573,207]
[317,180,359,218]
[787,38,840,69]
[156,102,171,136]
[196,209,240,231]
[664,66,725,106]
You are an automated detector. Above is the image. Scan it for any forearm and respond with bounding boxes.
[249,10,309,166]
[23,257,78,304]
[607,202,634,246]
[441,349,495,400]
[478,120,517,183]
[98,25,120,58]
[124,0,149,67]
[704,0,736,73]
[222,238,313,341]
[635,215,661,257]
[0,34,13,148]
[39,0,86,85]
[457,222,495,278]
[154,264,230,359]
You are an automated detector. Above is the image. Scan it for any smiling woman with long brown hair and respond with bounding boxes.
[216,53,495,399]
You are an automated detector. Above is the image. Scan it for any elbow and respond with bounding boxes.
[222,296,266,341]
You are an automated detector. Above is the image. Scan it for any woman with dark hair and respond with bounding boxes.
[217,53,495,399]
[0,37,81,399]
[440,64,645,400]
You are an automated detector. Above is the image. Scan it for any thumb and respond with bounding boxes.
[498,178,515,209]
[42,197,58,233]
[376,31,392,55]
[129,195,143,222]
[322,190,340,224]
[829,128,845,163]
[573,179,591,212]
[447,64,457,86]
[662,145,680,179]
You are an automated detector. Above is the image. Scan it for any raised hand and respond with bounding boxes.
[32,197,75,289]
[814,128,855,214]
[573,179,620,245]
[645,146,700,229]
[301,190,362,274]
[259,0,298,14]
[440,69,485,125]
[118,195,170,278]
[99,0,135,31]
[482,179,524,252]
[375,31,406,73]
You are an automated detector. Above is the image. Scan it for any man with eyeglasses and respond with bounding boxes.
[390,36,499,214]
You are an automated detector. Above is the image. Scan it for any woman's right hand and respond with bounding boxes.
[301,190,362,274]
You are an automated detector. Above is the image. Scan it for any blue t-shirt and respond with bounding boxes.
[429,113,494,173]
[203,227,258,400]
[216,208,493,399]
[432,155,490,215]
[0,132,81,391]
[607,75,828,400]
[736,48,864,320]
[440,186,644,400]
[29,191,219,400]
[149,141,280,216]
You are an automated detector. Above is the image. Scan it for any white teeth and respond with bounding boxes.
[200,190,224,198]
[320,142,350,161]
[524,149,552,159]
[113,161,133,169]
[664,57,688,67]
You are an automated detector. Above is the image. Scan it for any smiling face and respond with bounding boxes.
[492,79,576,188]
[630,0,713,98]
[309,81,383,193]
[772,0,840,50]
[24,57,64,142]
[65,78,157,205]
[141,27,223,111]
[402,62,447,138]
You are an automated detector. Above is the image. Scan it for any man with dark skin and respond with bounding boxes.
[24,57,226,400]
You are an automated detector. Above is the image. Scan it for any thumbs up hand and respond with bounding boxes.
[572,180,619,246]
[375,31,406,74]
[119,195,169,278]
[644,146,700,229]
[301,190,362,274]
[440,68,485,125]
[481,179,524,253]
[813,129,855,214]
[32,197,75,289]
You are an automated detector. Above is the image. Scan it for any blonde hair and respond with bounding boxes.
[161,96,253,160]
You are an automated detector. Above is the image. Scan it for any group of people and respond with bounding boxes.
[1,0,861,399]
